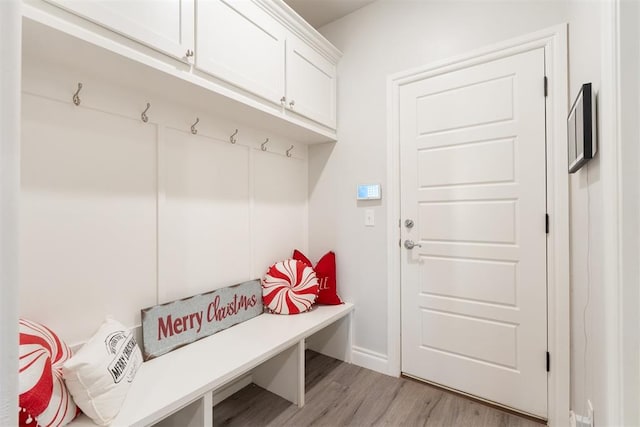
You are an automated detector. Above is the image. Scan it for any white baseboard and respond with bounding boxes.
[351,346,391,376]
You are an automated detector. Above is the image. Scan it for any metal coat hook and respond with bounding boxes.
[286,145,294,157]
[72,83,83,106]
[191,118,199,135]
[141,103,151,123]
[230,129,238,144]
[261,138,269,151]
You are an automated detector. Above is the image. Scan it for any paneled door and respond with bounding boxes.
[400,48,548,417]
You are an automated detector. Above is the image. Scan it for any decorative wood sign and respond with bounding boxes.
[141,279,263,360]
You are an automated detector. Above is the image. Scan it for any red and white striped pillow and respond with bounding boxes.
[262,259,319,314]
[19,319,79,427]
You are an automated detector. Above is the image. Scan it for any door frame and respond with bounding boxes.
[386,24,569,426]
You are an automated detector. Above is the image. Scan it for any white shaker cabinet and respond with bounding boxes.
[196,0,338,130]
[196,0,286,107]
[285,34,337,129]
[44,0,195,62]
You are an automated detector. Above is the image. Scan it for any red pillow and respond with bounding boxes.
[293,250,343,305]
[19,319,79,427]
[262,259,319,314]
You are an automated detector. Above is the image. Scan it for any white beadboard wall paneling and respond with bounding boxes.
[0,0,21,424]
[252,149,309,279]
[20,93,158,344]
[20,36,309,345]
[159,127,252,303]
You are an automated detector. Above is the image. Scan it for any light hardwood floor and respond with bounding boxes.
[213,351,546,427]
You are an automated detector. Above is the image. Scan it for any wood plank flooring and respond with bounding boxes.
[213,351,545,427]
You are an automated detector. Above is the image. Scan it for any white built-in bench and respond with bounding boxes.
[70,303,354,427]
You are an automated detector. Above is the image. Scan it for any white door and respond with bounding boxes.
[46,0,195,61]
[400,48,548,417]
[196,0,286,106]
[285,34,337,129]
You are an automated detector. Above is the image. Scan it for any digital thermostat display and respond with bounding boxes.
[357,184,381,200]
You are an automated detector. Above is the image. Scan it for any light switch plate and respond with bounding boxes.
[365,209,375,226]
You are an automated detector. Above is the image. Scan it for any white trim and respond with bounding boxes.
[351,346,389,375]
[386,24,569,426]
[600,2,624,425]
[254,0,342,63]
[0,1,21,424]
[616,0,640,424]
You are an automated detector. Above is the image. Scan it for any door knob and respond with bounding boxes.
[404,240,422,250]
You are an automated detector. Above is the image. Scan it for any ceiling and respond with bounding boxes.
[283,0,376,29]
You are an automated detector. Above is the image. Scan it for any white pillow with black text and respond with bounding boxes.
[63,318,142,426]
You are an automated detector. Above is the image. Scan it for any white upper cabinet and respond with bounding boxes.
[196,0,286,106]
[285,34,337,129]
[45,0,195,61]
[29,0,341,140]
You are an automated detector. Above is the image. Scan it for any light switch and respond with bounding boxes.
[365,209,375,227]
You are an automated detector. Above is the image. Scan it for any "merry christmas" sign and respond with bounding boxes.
[140,280,263,360]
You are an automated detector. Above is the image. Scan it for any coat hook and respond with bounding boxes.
[230,129,238,144]
[72,83,83,106]
[141,103,151,123]
[286,145,294,157]
[261,138,269,151]
[191,117,199,135]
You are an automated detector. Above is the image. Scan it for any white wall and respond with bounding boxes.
[617,2,640,424]
[0,1,21,424]
[313,0,569,370]
[566,2,604,423]
[20,53,309,345]
[567,2,640,425]
[314,0,635,425]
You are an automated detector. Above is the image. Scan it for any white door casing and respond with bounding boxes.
[400,48,548,417]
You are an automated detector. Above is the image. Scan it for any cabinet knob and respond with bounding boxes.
[280,96,286,106]
[289,100,295,109]
[185,49,194,58]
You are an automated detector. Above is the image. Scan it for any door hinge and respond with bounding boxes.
[545,213,550,234]
[399,239,402,247]
[546,351,550,372]
[544,76,548,97]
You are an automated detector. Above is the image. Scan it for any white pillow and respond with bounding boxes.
[63,318,142,426]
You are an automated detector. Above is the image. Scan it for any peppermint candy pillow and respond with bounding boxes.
[262,259,319,314]
[18,319,79,427]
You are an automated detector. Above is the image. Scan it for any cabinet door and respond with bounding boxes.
[285,35,337,129]
[45,0,195,61]
[196,0,286,105]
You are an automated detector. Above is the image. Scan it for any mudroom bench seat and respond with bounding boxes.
[69,303,354,427]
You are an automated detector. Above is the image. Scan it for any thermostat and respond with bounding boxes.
[357,184,381,200]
